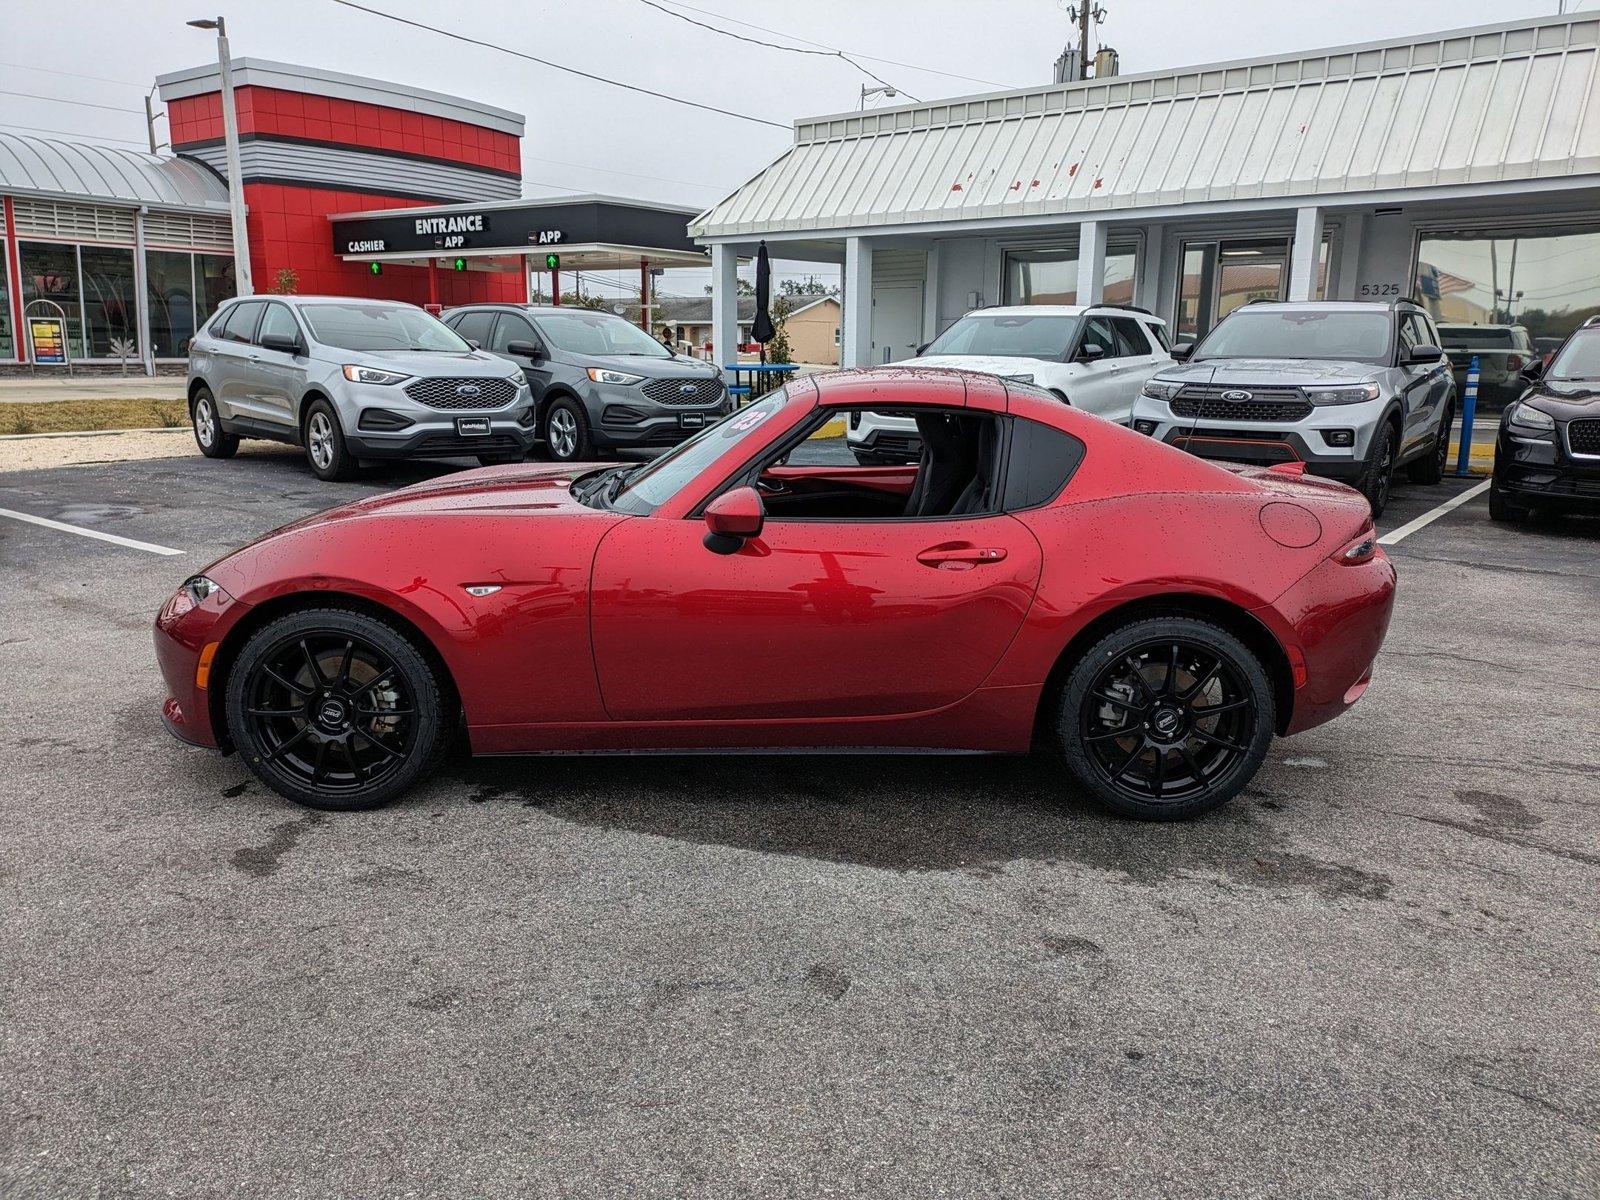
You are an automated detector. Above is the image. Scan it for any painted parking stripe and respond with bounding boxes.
[1377,480,1492,546]
[0,506,185,556]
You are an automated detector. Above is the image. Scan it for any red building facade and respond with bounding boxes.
[157,59,528,306]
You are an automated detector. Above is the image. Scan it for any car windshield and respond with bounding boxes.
[592,390,792,516]
[1194,309,1392,362]
[1545,330,1600,381]
[1440,326,1521,349]
[300,303,470,353]
[923,313,1081,360]
[532,311,671,358]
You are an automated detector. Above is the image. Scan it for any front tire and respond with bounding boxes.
[191,386,239,459]
[303,399,357,482]
[1407,402,1453,485]
[225,607,448,811]
[1359,421,1398,518]
[541,397,593,463]
[1053,616,1275,821]
[1488,479,1532,523]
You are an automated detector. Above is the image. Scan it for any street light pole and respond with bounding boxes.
[188,16,253,296]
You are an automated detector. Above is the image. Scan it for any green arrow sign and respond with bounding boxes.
[545,253,561,271]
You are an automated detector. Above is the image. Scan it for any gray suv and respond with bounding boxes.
[444,304,728,462]
[1129,299,1456,517]
[187,296,536,481]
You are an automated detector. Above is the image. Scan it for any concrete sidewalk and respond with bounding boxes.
[0,375,186,404]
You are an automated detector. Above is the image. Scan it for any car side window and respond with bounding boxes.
[453,310,496,346]
[219,301,264,344]
[1078,316,1119,360]
[1397,314,1426,358]
[490,314,539,353]
[1003,416,1087,510]
[1110,317,1153,357]
[256,303,299,347]
[1145,321,1172,352]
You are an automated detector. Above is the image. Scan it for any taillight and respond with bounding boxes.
[1506,354,1523,373]
[1336,529,1378,564]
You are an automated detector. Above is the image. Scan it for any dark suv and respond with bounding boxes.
[444,305,728,462]
[1490,316,1600,522]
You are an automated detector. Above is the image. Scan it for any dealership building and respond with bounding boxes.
[693,11,1600,373]
[0,60,702,372]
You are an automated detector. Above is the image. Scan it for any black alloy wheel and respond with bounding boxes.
[225,608,446,810]
[1408,403,1453,485]
[1056,617,1274,820]
[1361,422,1398,518]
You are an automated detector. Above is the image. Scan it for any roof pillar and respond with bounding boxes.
[842,237,873,368]
[711,243,739,381]
[1076,220,1106,306]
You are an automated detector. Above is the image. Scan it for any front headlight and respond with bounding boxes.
[167,574,231,618]
[342,365,410,385]
[1305,383,1381,406]
[587,368,645,386]
[1140,379,1184,401]
[1507,402,1556,435]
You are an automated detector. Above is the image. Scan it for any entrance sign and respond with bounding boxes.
[28,317,68,365]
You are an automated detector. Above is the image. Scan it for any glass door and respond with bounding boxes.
[1176,236,1328,344]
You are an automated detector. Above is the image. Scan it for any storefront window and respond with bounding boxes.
[147,251,199,358]
[1004,247,1138,306]
[18,242,85,359]
[197,254,236,323]
[0,260,11,358]
[80,245,139,360]
[1415,225,1600,352]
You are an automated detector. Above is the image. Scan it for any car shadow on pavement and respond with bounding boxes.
[446,752,1393,902]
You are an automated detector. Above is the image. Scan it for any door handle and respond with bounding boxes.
[917,545,1008,570]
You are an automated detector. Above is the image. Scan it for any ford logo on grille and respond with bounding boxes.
[456,383,481,398]
[1221,389,1254,403]
[679,382,698,395]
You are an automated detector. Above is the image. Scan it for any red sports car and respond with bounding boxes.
[155,368,1395,820]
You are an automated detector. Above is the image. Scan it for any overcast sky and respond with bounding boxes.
[2,0,1586,298]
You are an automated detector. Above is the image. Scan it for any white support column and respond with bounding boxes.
[133,205,155,376]
[710,243,738,381]
[1289,205,1324,302]
[842,236,873,368]
[1134,223,1164,314]
[1076,220,1107,306]
[1336,211,1365,301]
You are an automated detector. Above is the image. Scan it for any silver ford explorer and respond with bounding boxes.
[186,296,536,481]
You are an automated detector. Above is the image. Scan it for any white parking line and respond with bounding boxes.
[0,506,185,556]
[1377,480,1492,546]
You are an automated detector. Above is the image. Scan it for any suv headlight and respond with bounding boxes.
[1140,379,1183,402]
[587,368,645,386]
[1507,401,1556,435]
[1305,383,1381,406]
[342,365,410,385]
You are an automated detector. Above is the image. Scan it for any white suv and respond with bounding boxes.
[848,304,1173,464]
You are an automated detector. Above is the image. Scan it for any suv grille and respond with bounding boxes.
[403,376,518,410]
[1569,419,1600,455]
[641,376,726,407]
[1171,385,1313,423]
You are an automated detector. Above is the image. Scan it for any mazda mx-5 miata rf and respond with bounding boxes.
[155,368,1396,821]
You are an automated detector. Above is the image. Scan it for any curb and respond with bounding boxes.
[0,426,187,442]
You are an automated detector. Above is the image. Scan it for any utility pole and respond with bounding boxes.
[187,16,253,296]
[1069,1,1107,78]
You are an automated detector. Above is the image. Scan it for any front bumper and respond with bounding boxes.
[342,378,538,460]
[153,583,249,751]
[1493,425,1600,512]
[1131,396,1384,482]
[587,379,728,449]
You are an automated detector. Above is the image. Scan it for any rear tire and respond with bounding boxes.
[303,399,357,482]
[191,386,239,459]
[1359,421,1398,518]
[1053,616,1275,821]
[1407,402,1452,485]
[541,397,593,463]
[224,607,448,811]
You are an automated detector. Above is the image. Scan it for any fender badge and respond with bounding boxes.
[463,584,502,597]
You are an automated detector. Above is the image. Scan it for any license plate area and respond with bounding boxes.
[456,416,491,437]
[679,413,706,430]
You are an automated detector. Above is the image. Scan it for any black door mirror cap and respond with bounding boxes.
[505,340,542,360]
[259,332,301,354]
[1078,343,1107,362]
[1169,342,1196,361]
[1406,343,1445,365]
[1520,359,1545,380]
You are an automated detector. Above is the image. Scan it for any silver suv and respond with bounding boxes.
[1129,299,1456,517]
[187,296,536,481]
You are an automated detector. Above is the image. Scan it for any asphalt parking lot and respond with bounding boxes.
[2,443,1596,1198]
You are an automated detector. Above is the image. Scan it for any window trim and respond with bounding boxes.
[253,300,303,348]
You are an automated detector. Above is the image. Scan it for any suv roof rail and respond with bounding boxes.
[1089,302,1154,316]
[1581,314,1600,329]
[1242,297,1281,306]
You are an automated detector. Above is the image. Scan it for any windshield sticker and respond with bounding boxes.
[730,408,772,433]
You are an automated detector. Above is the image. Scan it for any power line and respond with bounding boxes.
[631,0,917,100]
[329,0,790,130]
[0,87,143,114]
[643,0,1015,90]
[0,121,149,147]
[0,60,146,89]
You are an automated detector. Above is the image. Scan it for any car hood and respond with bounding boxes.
[1519,381,1600,420]
[559,351,722,380]
[1155,359,1380,387]
[904,354,1062,380]
[340,348,519,377]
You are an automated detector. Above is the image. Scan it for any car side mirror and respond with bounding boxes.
[505,339,542,360]
[1519,358,1544,381]
[259,332,301,354]
[1406,343,1445,366]
[466,339,482,350]
[1077,343,1107,362]
[1169,342,1196,362]
[916,342,930,355]
[703,486,764,554]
